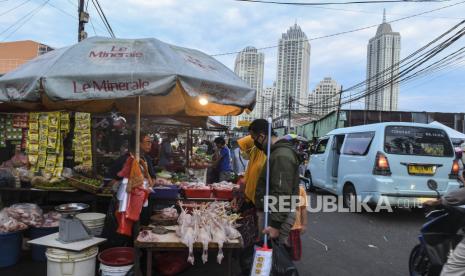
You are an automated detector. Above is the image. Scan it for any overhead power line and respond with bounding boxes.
[303,4,465,20]
[234,0,449,6]
[306,22,465,110]
[91,0,115,38]
[0,0,49,40]
[213,0,465,56]
[283,20,465,111]
[47,1,76,19]
[0,0,32,17]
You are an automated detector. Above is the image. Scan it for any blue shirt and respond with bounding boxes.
[218,146,232,172]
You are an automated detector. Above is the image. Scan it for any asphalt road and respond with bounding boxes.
[295,190,425,276]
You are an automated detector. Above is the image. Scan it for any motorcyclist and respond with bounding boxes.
[424,187,465,275]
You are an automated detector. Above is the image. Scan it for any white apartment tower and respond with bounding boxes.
[261,85,276,118]
[308,77,341,116]
[234,46,265,123]
[275,24,311,118]
[365,10,401,111]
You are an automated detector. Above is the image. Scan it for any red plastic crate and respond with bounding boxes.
[213,188,233,200]
[183,187,212,199]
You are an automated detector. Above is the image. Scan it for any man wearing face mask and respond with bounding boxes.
[250,119,300,246]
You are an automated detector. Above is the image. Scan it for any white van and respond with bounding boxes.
[306,122,461,207]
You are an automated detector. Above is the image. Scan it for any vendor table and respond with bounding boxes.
[134,227,242,276]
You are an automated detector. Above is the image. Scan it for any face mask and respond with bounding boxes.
[254,135,268,154]
[254,140,264,151]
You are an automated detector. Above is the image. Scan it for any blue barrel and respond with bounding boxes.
[29,227,58,262]
[0,231,22,267]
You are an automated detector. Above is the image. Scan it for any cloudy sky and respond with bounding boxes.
[1,0,464,112]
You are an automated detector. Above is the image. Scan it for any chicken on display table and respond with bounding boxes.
[134,201,243,276]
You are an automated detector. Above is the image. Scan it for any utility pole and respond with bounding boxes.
[287,95,292,134]
[78,0,89,42]
[335,85,343,129]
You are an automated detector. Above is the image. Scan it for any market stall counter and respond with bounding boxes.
[134,227,241,276]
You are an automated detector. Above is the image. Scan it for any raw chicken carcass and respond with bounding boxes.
[198,224,212,263]
[181,227,195,265]
[211,223,226,264]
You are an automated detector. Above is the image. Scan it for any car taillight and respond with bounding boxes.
[373,152,391,176]
[450,160,460,179]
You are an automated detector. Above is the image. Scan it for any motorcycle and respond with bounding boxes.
[409,180,465,276]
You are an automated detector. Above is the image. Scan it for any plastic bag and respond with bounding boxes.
[7,203,43,227]
[116,211,133,237]
[41,211,61,228]
[288,230,302,261]
[127,159,144,192]
[125,186,149,221]
[0,208,27,233]
[271,240,299,276]
[117,156,133,179]
[0,168,15,188]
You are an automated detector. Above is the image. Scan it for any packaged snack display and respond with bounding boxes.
[26,112,70,177]
[73,112,93,168]
[0,114,25,148]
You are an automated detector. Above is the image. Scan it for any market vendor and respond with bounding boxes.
[213,136,233,181]
[102,132,156,247]
[158,134,174,169]
[106,132,156,185]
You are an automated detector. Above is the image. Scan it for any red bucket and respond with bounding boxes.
[98,247,135,266]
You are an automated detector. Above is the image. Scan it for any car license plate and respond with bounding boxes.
[408,165,435,175]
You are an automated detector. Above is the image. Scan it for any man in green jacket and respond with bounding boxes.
[250,119,300,245]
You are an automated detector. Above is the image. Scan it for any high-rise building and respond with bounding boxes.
[275,24,311,118]
[260,85,276,118]
[308,77,341,116]
[234,46,265,123]
[0,40,54,75]
[219,116,238,129]
[365,11,401,111]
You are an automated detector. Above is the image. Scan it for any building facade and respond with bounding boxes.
[308,77,341,117]
[365,11,401,111]
[275,24,311,118]
[234,46,265,124]
[0,40,54,75]
[295,109,465,141]
[260,85,276,118]
[219,116,238,130]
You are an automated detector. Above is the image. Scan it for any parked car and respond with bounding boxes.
[306,122,461,207]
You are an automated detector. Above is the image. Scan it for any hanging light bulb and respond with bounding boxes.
[198,96,209,106]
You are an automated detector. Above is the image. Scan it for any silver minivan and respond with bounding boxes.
[306,122,461,207]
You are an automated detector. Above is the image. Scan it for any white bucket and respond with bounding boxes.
[76,213,106,237]
[99,263,133,276]
[46,246,98,276]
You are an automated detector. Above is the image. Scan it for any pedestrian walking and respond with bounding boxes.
[251,119,300,246]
